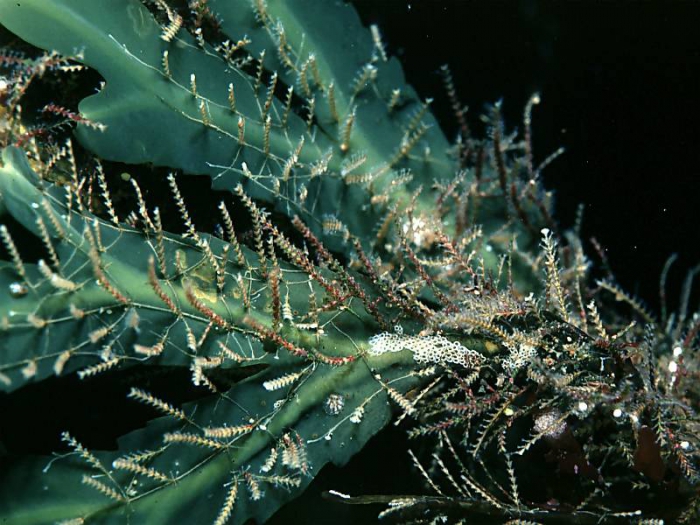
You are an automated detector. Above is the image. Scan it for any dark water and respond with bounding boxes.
[353,0,700,313]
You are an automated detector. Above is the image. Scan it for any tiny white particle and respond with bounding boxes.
[613,408,623,418]
[668,361,678,373]
[681,441,690,450]
[578,402,588,412]
[327,490,350,499]
[673,346,683,357]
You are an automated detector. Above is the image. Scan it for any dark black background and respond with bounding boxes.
[351,0,700,314]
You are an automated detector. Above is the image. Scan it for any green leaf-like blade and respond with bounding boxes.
[0,0,454,254]
[0,146,426,523]
[0,348,419,524]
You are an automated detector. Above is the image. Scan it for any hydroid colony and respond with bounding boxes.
[0,1,698,523]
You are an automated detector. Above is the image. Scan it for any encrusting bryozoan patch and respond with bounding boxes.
[368,332,483,368]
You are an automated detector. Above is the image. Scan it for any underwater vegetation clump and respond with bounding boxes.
[0,1,699,524]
